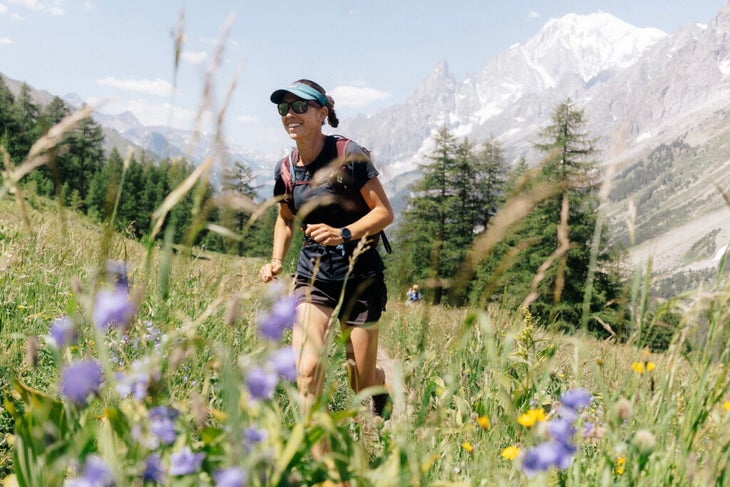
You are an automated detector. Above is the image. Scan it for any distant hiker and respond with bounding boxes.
[258,80,394,429]
[406,284,422,304]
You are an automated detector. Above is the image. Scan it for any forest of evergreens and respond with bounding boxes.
[0,76,275,256]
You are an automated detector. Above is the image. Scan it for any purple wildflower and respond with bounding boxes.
[243,426,269,450]
[115,357,161,401]
[547,418,576,446]
[214,466,247,487]
[142,453,164,483]
[246,367,278,401]
[560,389,592,411]
[67,454,113,487]
[256,296,297,340]
[106,260,130,290]
[244,426,268,445]
[149,406,179,445]
[144,321,162,349]
[169,446,205,476]
[49,316,78,347]
[521,440,574,477]
[583,421,594,438]
[60,360,103,406]
[269,347,297,382]
[93,287,136,330]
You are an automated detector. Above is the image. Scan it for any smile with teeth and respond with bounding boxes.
[287,122,302,128]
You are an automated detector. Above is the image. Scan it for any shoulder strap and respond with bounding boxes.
[280,148,298,213]
[332,135,392,254]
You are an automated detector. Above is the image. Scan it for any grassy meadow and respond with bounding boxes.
[2,174,730,486]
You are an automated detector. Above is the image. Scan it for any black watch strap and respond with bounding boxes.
[340,227,352,242]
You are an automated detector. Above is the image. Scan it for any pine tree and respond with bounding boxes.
[395,127,458,304]
[86,147,124,222]
[13,84,41,157]
[475,99,624,333]
[62,110,104,208]
[0,77,19,160]
[27,96,71,196]
[473,138,509,230]
[220,160,259,254]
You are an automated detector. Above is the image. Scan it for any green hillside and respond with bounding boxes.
[1,193,730,486]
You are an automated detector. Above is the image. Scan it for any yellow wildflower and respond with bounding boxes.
[501,446,520,460]
[462,441,473,453]
[722,401,730,411]
[615,456,626,475]
[632,360,655,373]
[518,409,546,427]
[477,415,490,430]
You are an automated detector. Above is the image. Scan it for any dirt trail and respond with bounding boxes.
[376,346,401,420]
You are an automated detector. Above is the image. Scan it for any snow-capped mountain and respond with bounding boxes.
[87,108,273,189]
[341,4,730,278]
[341,11,668,177]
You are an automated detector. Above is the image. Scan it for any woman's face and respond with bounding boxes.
[280,94,327,143]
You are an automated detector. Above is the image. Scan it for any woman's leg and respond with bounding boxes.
[292,302,335,412]
[292,302,335,459]
[343,325,385,393]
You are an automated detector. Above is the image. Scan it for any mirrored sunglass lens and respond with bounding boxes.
[292,100,309,114]
[277,103,289,116]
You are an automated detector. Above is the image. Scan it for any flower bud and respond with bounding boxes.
[632,429,656,455]
[614,398,633,421]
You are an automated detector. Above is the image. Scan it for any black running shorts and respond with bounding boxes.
[293,275,387,327]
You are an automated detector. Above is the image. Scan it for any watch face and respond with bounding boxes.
[341,227,352,241]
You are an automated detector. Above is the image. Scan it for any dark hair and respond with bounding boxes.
[295,79,339,128]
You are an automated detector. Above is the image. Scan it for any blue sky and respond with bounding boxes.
[0,0,726,154]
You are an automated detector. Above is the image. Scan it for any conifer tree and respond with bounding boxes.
[473,99,624,333]
[62,109,104,208]
[220,160,259,254]
[13,84,41,158]
[395,127,458,304]
[473,138,509,230]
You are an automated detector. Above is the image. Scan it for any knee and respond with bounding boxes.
[297,356,323,394]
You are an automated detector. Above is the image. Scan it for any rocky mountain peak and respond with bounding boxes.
[524,12,666,84]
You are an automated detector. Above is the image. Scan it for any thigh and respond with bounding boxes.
[292,302,335,362]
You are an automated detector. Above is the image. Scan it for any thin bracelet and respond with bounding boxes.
[271,257,283,263]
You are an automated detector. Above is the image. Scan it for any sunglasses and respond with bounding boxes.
[277,100,318,116]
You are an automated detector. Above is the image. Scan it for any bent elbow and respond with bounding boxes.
[383,210,394,227]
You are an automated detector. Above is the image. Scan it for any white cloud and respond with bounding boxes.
[9,0,63,15]
[329,85,390,109]
[0,4,7,14]
[0,37,12,44]
[236,114,258,124]
[527,9,540,19]
[182,50,207,65]
[97,77,174,97]
[82,1,95,11]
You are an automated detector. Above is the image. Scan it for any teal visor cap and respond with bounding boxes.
[270,83,327,107]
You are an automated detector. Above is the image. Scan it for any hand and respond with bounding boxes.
[304,223,343,246]
[259,259,283,283]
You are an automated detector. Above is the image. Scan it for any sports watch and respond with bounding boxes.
[340,227,352,242]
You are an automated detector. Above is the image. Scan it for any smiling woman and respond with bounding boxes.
[258,79,395,446]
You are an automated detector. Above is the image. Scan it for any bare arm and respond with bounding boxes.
[259,202,296,282]
[304,176,394,246]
